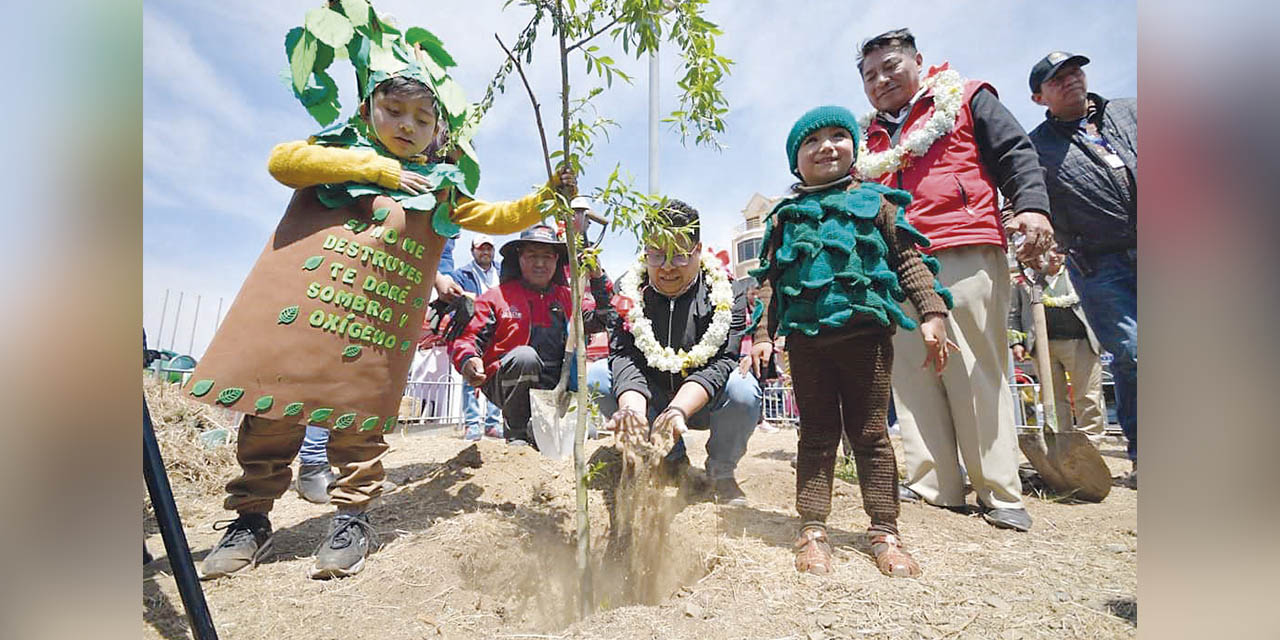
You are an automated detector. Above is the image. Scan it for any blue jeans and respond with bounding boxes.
[298,424,329,466]
[587,360,762,480]
[463,382,503,439]
[1069,251,1137,461]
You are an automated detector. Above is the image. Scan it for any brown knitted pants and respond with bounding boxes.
[789,330,899,535]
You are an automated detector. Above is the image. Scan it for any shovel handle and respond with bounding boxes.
[1029,282,1059,433]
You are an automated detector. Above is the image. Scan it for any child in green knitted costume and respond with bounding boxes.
[750,106,954,578]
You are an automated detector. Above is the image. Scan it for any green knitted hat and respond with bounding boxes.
[786,105,861,177]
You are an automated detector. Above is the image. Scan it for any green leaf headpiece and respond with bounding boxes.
[283,0,480,190]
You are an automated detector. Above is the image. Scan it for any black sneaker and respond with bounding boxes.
[199,513,273,580]
[295,464,335,504]
[712,476,748,506]
[310,512,378,579]
[981,506,1033,532]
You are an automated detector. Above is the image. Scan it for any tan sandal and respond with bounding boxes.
[794,525,834,575]
[869,532,921,578]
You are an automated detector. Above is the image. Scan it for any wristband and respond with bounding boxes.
[661,406,688,421]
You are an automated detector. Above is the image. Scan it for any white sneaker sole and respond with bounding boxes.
[309,554,366,579]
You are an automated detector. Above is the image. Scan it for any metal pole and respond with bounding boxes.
[648,49,659,195]
[144,397,219,639]
[188,295,202,355]
[168,292,185,351]
[156,289,171,351]
[214,297,225,330]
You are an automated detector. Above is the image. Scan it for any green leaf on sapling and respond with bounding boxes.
[305,7,354,49]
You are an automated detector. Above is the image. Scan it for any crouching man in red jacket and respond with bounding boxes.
[451,225,613,447]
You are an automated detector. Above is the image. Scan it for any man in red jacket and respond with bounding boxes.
[451,225,612,447]
[855,28,1054,532]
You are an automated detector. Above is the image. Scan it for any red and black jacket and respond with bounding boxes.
[451,275,613,386]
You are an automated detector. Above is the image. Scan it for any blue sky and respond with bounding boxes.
[144,0,1136,357]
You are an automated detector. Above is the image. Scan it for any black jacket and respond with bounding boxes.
[1027,93,1137,255]
[609,271,747,403]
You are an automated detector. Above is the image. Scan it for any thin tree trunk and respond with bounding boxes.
[556,1,593,620]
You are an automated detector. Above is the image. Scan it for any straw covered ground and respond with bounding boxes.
[144,379,1136,639]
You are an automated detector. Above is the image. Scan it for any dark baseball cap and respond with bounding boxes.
[1029,51,1090,93]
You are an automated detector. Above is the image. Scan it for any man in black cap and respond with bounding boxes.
[451,224,612,446]
[1026,52,1138,485]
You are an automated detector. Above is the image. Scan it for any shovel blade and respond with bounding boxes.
[1044,431,1112,502]
[1018,431,1070,493]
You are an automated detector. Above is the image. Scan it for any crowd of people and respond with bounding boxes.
[182,22,1135,584]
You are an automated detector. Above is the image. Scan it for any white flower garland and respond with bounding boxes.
[617,253,734,374]
[1042,292,1080,308]
[854,69,966,180]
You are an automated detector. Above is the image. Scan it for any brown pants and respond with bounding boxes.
[224,415,388,514]
[789,330,899,535]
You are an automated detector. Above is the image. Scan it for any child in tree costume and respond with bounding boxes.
[750,106,954,578]
[191,3,571,580]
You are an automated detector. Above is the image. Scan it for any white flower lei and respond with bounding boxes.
[616,253,734,374]
[854,69,966,180]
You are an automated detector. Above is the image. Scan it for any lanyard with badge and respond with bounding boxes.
[1077,119,1126,169]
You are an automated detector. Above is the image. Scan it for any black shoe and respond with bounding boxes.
[712,477,748,506]
[295,464,334,504]
[981,507,1033,532]
[199,513,273,579]
[310,512,378,579]
[898,484,922,503]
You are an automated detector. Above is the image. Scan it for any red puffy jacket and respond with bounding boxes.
[863,69,1005,253]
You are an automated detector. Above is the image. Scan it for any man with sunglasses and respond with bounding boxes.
[587,200,763,505]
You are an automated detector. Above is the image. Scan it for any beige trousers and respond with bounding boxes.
[224,415,388,514]
[892,245,1024,510]
[1046,338,1107,437]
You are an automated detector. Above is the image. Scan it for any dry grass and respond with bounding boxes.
[143,421,1137,640]
[143,374,240,525]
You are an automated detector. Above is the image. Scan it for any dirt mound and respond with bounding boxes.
[144,425,1137,639]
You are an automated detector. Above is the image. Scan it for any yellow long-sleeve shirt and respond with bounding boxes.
[266,140,552,235]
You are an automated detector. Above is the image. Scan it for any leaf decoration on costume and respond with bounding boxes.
[281,0,481,190]
[342,345,362,358]
[216,388,245,405]
[304,7,354,49]
[382,416,397,432]
[283,402,305,416]
[334,413,357,429]
[190,379,215,397]
[371,206,390,222]
[278,306,300,324]
[310,408,334,423]
[360,416,380,431]
[254,396,274,412]
[302,256,324,270]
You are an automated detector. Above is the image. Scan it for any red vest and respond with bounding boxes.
[863,77,1005,253]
